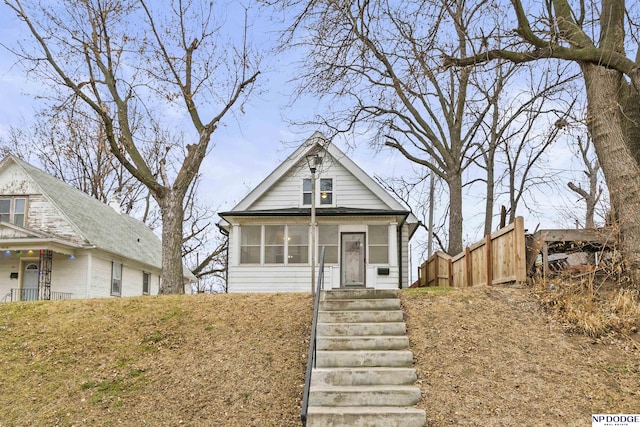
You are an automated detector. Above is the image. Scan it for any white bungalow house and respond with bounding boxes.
[218,132,419,292]
[0,155,195,302]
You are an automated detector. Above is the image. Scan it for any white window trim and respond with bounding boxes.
[111,262,122,296]
[0,197,27,227]
[142,271,150,295]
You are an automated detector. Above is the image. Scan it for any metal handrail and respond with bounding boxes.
[300,246,326,426]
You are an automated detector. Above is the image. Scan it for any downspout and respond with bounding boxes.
[397,213,409,289]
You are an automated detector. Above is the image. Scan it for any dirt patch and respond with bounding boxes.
[401,286,640,426]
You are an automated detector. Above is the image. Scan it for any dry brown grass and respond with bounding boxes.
[402,285,640,427]
[533,273,640,338]
[0,293,312,427]
[1,284,639,427]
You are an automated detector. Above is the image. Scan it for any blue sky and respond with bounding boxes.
[0,1,599,271]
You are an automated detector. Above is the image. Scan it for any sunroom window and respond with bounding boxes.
[240,225,261,264]
[368,225,389,264]
[287,225,308,264]
[264,225,285,264]
[318,225,339,263]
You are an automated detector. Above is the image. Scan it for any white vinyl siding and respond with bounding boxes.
[250,158,389,210]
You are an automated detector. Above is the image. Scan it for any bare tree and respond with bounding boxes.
[4,0,259,292]
[568,135,603,229]
[283,0,507,254]
[444,0,640,283]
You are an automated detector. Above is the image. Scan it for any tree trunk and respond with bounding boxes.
[159,191,186,294]
[448,173,464,255]
[583,64,640,283]
[484,149,495,236]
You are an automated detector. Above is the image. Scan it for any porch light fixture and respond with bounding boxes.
[306,153,321,294]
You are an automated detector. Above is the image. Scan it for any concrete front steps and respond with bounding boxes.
[306,288,426,427]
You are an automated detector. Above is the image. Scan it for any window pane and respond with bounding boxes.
[303,178,311,192]
[320,192,332,204]
[303,193,312,205]
[320,179,332,191]
[111,263,122,295]
[288,225,308,264]
[241,247,260,264]
[13,214,24,227]
[369,247,388,264]
[241,226,261,245]
[323,246,338,264]
[288,246,308,263]
[14,199,25,213]
[265,225,285,245]
[320,179,332,205]
[143,273,150,294]
[369,225,388,244]
[265,225,284,264]
[265,246,284,263]
[288,225,308,245]
[112,263,122,279]
[0,199,11,216]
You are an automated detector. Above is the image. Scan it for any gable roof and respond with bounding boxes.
[0,155,163,270]
[231,132,417,216]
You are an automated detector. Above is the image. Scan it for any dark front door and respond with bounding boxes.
[341,232,366,287]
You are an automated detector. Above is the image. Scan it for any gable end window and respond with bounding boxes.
[319,178,333,205]
[0,197,26,227]
[302,178,334,206]
[111,262,122,296]
[303,179,312,205]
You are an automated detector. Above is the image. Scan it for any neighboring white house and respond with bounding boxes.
[0,155,195,302]
[218,132,419,292]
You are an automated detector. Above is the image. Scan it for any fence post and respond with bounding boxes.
[464,247,472,287]
[485,234,492,286]
[514,216,526,284]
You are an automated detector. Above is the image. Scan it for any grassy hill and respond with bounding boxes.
[0,293,312,427]
[1,286,638,426]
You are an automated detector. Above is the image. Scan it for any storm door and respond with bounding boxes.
[341,232,366,287]
[22,262,39,301]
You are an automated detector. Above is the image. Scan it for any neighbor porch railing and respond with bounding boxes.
[8,288,72,302]
[300,247,326,427]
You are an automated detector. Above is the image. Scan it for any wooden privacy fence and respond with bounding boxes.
[417,216,527,287]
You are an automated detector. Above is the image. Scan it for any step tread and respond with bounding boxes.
[310,385,421,392]
[307,406,425,414]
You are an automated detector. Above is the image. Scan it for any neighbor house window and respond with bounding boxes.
[318,225,339,264]
[142,272,150,295]
[111,262,122,296]
[368,225,389,264]
[264,225,285,264]
[287,225,308,264]
[240,226,261,264]
[319,178,333,205]
[0,197,26,227]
